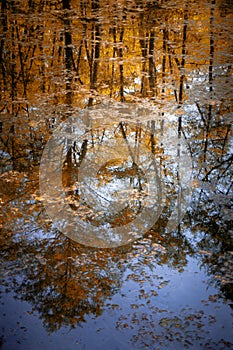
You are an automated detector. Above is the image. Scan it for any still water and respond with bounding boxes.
[0,0,233,349]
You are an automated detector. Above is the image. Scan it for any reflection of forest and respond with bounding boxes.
[0,0,232,340]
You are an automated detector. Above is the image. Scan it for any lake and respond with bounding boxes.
[0,0,232,349]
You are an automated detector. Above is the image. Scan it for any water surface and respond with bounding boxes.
[0,0,233,349]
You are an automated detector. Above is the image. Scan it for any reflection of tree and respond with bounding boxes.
[1,127,232,333]
[0,229,126,332]
[0,210,195,334]
[186,139,233,304]
[1,150,195,334]
[63,121,149,228]
[191,198,233,307]
[0,0,233,339]
[1,0,232,164]
[62,118,181,230]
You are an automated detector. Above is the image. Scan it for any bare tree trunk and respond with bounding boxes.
[148,30,156,95]
[139,19,148,96]
[88,0,101,107]
[62,0,73,106]
[0,0,8,96]
[62,0,74,166]
[10,15,16,111]
[110,21,117,98]
[178,0,188,136]
[119,26,125,102]
[203,0,216,168]
[161,28,167,98]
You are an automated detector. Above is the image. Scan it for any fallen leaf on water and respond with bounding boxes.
[197,249,212,256]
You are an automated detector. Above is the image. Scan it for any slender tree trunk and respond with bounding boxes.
[148,30,156,95]
[161,28,167,98]
[203,0,216,167]
[119,26,125,102]
[0,0,8,95]
[178,0,188,136]
[62,0,73,106]
[138,5,148,96]
[10,14,16,111]
[110,23,117,98]
[62,0,73,166]
[88,0,101,106]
